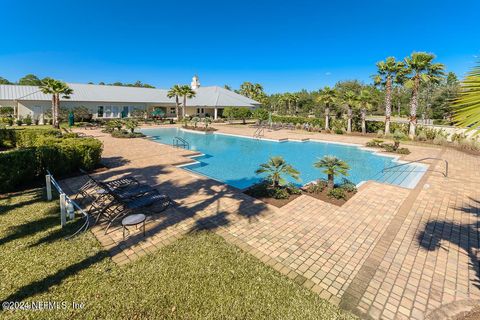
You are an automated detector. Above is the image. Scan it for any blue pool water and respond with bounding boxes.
[141,128,427,190]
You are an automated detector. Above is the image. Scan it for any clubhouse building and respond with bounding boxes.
[0,76,260,122]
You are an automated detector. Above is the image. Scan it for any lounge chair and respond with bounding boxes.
[101,189,174,234]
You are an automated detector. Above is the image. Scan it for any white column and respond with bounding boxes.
[214,108,218,120]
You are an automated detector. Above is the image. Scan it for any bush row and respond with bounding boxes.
[270,115,325,127]
[0,127,61,148]
[0,129,103,193]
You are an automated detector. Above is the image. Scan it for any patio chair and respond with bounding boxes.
[101,189,174,234]
[74,174,142,215]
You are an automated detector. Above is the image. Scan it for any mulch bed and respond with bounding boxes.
[249,194,301,208]
[244,186,356,208]
[303,188,356,206]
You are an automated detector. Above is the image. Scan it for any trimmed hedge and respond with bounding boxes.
[0,129,103,193]
[271,115,325,127]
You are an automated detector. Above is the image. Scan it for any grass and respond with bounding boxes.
[0,188,355,319]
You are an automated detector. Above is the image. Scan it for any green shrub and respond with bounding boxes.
[396,148,411,155]
[327,188,347,200]
[14,128,61,147]
[0,128,16,148]
[286,183,302,195]
[0,148,37,192]
[306,180,328,193]
[340,178,357,193]
[111,130,145,138]
[272,188,289,199]
[24,115,33,126]
[16,119,23,126]
[253,108,269,121]
[0,133,103,193]
[366,139,384,147]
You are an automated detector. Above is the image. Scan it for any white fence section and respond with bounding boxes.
[45,171,90,239]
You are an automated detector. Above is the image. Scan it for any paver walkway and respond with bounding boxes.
[65,125,480,319]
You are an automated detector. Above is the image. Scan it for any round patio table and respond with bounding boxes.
[122,213,146,240]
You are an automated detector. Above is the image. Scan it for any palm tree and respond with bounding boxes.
[342,91,358,133]
[279,93,293,115]
[317,86,336,130]
[255,156,300,188]
[40,78,73,129]
[314,156,350,189]
[453,62,480,132]
[290,93,300,114]
[373,57,406,135]
[238,82,264,99]
[178,85,196,119]
[167,84,183,120]
[358,89,373,135]
[123,119,138,133]
[404,52,445,138]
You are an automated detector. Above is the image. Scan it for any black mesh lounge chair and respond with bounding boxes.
[101,190,174,234]
[74,175,141,215]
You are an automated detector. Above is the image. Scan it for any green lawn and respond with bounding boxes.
[0,188,355,319]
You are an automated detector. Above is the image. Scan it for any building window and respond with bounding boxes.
[196,108,204,114]
[97,106,104,117]
[170,107,176,114]
[121,106,129,118]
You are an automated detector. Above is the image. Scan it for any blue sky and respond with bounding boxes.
[1,0,479,93]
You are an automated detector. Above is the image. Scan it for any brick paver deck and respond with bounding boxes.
[65,124,480,319]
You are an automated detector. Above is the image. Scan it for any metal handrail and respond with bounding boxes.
[46,170,90,238]
[253,124,265,138]
[382,157,449,177]
[173,136,190,149]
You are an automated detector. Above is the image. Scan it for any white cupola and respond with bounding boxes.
[191,75,200,89]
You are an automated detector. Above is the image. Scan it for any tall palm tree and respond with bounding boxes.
[290,93,300,114]
[373,57,406,135]
[238,82,264,100]
[167,84,183,120]
[404,52,445,138]
[314,155,350,189]
[453,62,480,133]
[40,78,73,129]
[317,86,336,130]
[178,85,196,119]
[255,156,300,188]
[342,91,358,133]
[358,89,373,135]
[279,93,292,115]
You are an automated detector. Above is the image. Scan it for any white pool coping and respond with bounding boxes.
[141,127,430,190]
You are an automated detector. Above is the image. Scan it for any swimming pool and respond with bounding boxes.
[141,127,427,190]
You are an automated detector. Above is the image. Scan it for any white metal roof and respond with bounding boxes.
[0,83,260,107]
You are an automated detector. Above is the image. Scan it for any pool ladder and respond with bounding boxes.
[253,124,266,139]
[173,136,190,149]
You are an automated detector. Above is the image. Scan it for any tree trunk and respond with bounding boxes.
[409,76,419,139]
[327,174,334,189]
[51,96,56,128]
[325,107,330,131]
[361,109,366,135]
[175,96,181,120]
[385,76,392,135]
[183,96,187,119]
[347,106,352,133]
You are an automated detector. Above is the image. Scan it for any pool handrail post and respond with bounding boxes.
[46,174,52,201]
